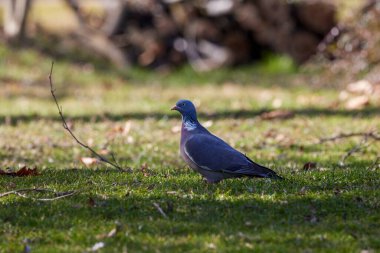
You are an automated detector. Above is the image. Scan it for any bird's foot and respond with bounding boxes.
[203,178,221,184]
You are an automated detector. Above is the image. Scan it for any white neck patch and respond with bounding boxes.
[184,120,197,131]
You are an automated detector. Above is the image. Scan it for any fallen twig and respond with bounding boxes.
[49,62,129,172]
[153,202,168,219]
[339,136,370,166]
[369,156,380,170]
[319,131,380,143]
[0,188,77,201]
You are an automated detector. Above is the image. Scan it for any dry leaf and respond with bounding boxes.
[272,98,283,108]
[303,162,317,171]
[88,197,96,207]
[99,149,110,155]
[112,125,124,133]
[346,80,373,94]
[140,163,150,177]
[122,121,132,136]
[126,136,134,144]
[107,228,117,238]
[0,166,39,177]
[66,120,75,130]
[260,110,294,120]
[338,90,349,101]
[206,243,216,250]
[80,157,98,166]
[109,121,132,137]
[87,138,94,146]
[90,242,105,252]
[96,227,118,240]
[345,95,370,110]
[203,120,213,128]
[171,125,181,133]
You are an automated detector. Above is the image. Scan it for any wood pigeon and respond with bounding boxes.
[171,99,283,183]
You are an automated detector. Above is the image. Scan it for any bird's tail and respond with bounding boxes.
[244,156,284,180]
[267,172,284,180]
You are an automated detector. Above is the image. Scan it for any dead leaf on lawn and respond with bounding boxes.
[122,121,132,136]
[259,110,294,120]
[88,197,96,207]
[346,80,373,95]
[140,163,150,177]
[99,149,110,155]
[108,121,132,137]
[90,242,105,252]
[126,136,134,144]
[80,157,98,166]
[345,95,370,110]
[0,166,39,177]
[171,125,181,133]
[303,162,317,171]
[107,228,117,238]
[203,120,213,128]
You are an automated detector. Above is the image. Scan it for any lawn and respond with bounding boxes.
[0,42,379,253]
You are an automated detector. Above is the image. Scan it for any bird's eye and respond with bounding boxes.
[181,103,185,106]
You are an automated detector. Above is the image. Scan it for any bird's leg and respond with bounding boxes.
[203,178,221,184]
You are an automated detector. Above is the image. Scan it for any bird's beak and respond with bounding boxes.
[171,105,179,111]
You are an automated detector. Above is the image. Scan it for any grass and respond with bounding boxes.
[1,4,379,253]
[0,41,379,253]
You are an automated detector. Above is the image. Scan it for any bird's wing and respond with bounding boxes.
[184,133,280,178]
[184,134,258,173]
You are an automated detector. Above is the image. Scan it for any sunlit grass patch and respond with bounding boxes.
[0,41,379,252]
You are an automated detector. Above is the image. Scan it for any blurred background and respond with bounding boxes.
[1,0,379,83]
[0,0,379,116]
[1,2,380,252]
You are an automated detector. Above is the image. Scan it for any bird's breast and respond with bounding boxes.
[180,138,199,171]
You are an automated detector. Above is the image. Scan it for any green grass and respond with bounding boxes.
[0,43,379,253]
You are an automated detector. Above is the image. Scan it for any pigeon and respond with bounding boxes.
[171,99,283,183]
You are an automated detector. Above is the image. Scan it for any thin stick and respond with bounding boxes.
[339,137,370,166]
[0,188,51,198]
[153,202,168,219]
[15,191,77,201]
[320,131,380,143]
[0,188,77,201]
[49,62,129,172]
[369,156,380,171]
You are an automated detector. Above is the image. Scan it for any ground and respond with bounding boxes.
[0,41,379,253]
[0,1,379,251]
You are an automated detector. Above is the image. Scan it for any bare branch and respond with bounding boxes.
[49,62,130,172]
[369,156,380,171]
[339,136,370,166]
[0,188,77,201]
[319,131,380,143]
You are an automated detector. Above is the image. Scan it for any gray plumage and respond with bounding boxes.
[172,99,283,183]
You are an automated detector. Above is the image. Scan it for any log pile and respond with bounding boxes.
[310,0,380,86]
[85,0,337,70]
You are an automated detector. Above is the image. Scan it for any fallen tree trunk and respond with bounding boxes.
[2,0,32,42]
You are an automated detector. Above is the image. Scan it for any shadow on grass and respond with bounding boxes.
[7,31,121,76]
[1,167,379,251]
[0,107,379,126]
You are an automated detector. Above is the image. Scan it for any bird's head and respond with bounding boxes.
[171,99,197,119]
